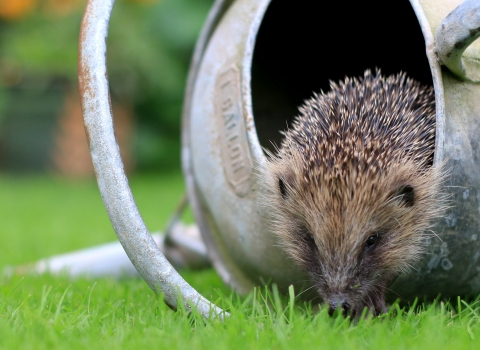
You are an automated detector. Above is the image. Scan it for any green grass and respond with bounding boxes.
[0,172,189,265]
[0,172,480,349]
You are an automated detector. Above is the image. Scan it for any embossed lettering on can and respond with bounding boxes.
[215,65,252,197]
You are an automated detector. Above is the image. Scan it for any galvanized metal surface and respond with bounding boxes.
[7,223,209,278]
[183,0,480,302]
[181,0,257,293]
[78,0,225,318]
[389,0,480,300]
[436,0,480,83]
[184,0,307,295]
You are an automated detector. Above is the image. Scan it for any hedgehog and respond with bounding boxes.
[263,70,445,317]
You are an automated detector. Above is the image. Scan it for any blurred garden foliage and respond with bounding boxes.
[0,0,213,172]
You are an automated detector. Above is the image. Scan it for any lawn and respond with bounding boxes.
[0,172,479,349]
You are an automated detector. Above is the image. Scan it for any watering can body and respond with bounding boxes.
[182,0,480,301]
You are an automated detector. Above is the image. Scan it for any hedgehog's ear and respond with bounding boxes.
[279,178,289,199]
[395,185,415,207]
[278,172,295,199]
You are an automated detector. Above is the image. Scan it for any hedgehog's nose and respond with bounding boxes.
[328,298,351,317]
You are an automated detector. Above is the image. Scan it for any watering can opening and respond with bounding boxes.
[184,0,448,297]
[251,0,435,152]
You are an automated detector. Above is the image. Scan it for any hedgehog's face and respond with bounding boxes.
[270,163,441,318]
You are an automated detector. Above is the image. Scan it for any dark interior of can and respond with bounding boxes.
[251,1,434,151]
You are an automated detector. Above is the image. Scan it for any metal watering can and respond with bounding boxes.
[79,0,480,318]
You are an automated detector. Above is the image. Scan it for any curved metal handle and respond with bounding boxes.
[78,0,226,319]
[436,0,480,83]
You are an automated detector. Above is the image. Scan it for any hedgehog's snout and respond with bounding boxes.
[328,294,351,317]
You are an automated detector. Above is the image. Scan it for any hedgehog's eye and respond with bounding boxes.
[365,233,379,249]
[279,178,288,199]
[396,185,415,207]
[297,224,314,244]
[301,230,315,244]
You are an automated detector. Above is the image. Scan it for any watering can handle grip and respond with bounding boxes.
[436,0,480,83]
[78,0,226,319]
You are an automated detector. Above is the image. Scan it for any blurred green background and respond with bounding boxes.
[0,0,212,175]
[0,0,213,267]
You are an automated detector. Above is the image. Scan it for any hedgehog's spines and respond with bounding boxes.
[262,69,445,316]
